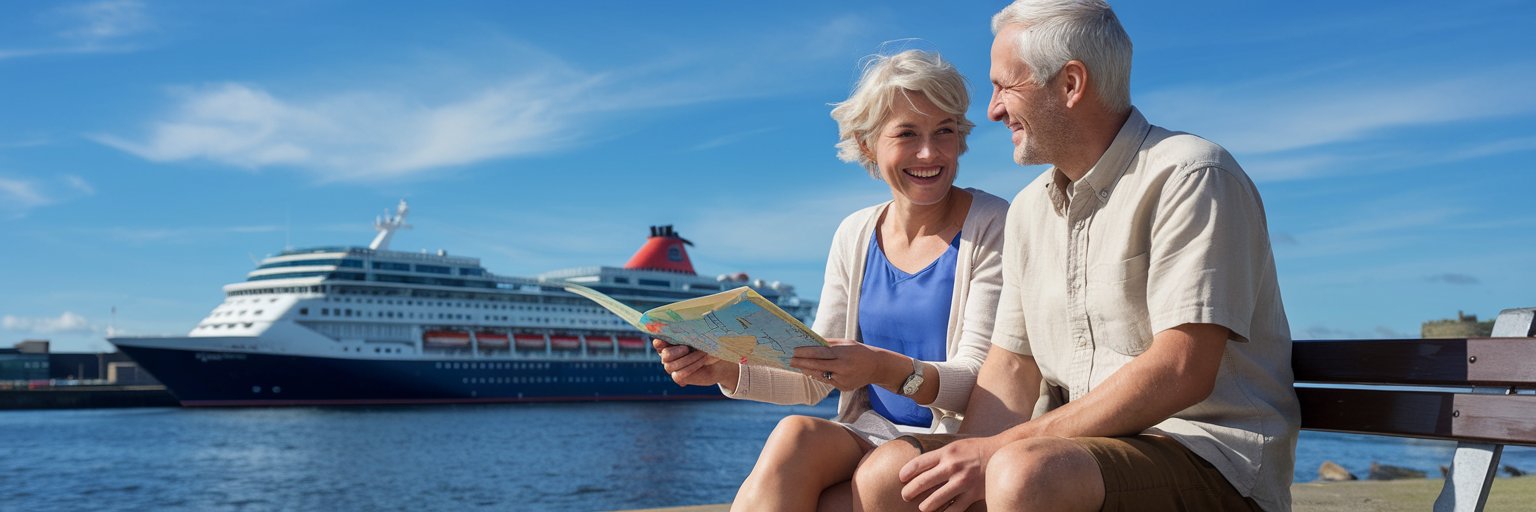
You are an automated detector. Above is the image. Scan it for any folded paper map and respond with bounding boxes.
[564,283,827,371]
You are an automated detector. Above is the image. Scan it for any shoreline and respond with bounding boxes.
[622,475,1536,512]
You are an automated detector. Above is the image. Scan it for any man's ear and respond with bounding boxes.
[1059,60,1090,109]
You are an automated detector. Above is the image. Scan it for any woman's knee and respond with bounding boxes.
[761,416,839,457]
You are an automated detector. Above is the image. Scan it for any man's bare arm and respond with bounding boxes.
[994,322,1228,441]
[956,344,1041,436]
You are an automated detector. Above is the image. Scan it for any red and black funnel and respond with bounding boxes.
[623,225,696,275]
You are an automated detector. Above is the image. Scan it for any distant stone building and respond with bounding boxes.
[1422,311,1495,338]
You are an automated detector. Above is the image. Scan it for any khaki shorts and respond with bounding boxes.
[898,434,1261,512]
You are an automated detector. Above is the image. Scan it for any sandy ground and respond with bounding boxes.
[622,476,1536,512]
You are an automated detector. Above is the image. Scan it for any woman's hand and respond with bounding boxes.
[790,338,907,392]
[653,339,739,390]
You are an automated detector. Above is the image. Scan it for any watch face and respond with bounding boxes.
[901,375,922,396]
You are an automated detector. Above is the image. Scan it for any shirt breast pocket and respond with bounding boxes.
[1087,252,1153,356]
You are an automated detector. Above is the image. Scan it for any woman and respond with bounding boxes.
[656,49,1007,510]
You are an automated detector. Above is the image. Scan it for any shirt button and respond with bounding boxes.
[1098,190,1109,198]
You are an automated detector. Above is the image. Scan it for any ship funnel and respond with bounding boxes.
[623,225,696,274]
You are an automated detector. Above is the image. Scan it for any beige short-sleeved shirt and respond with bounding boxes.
[992,108,1300,512]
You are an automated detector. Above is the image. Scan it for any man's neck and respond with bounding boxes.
[1055,108,1133,182]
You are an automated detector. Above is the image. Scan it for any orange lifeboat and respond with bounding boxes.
[476,332,510,349]
[551,335,581,350]
[586,335,614,351]
[514,334,545,350]
[423,330,471,348]
[617,336,648,351]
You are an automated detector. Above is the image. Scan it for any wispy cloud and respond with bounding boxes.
[63,175,95,195]
[688,127,779,152]
[93,16,873,183]
[95,224,285,244]
[1425,273,1480,285]
[2,311,95,335]
[0,0,152,60]
[1141,66,1536,181]
[0,175,101,218]
[93,80,602,182]
[0,176,54,218]
[1298,323,1414,340]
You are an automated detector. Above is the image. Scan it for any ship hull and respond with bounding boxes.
[114,342,721,407]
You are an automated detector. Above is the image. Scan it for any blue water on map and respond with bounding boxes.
[2,400,1533,511]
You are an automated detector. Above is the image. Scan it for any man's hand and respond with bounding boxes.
[898,435,1006,512]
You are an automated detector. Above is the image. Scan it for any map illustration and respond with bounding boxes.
[564,283,827,371]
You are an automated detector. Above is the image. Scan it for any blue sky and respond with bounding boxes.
[2,1,1533,352]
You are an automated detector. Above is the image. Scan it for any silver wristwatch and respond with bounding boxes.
[899,356,925,396]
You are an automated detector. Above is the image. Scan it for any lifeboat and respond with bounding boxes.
[476,332,510,349]
[586,335,614,351]
[514,334,546,350]
[551,335,582,350]
[617,336,648,351]
[423,330,471,348]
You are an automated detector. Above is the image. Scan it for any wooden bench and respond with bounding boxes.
[1293,307,1536,512]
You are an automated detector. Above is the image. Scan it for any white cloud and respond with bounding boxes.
[93,79,600,182]
[2,312,95,335]
[98,224,284,244]
[0,0,152,60]
[0,177,52,209]
[60,0,152,41]
[94,15,873,182]
[1140,66,1536,181]
[64,175,95,195]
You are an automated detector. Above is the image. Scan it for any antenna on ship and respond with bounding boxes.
[370,199,412,251]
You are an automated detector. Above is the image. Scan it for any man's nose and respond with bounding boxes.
[988,92,1006,122]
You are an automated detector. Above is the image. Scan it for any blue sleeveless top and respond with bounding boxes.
[857,230,959,427]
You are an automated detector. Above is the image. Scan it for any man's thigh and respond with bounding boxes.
[1073,434,1261,512]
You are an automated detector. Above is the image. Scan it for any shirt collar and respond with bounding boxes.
[1046,107,1151,215]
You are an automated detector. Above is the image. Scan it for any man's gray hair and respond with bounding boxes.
[830,49,973,178]
[992,0,1132,113]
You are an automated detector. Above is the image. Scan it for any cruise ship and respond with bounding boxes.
[108,201,816,406]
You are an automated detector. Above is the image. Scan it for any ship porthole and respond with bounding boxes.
[273,386,282,394]
[252,386,261,394]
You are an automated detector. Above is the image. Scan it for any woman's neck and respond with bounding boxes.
[883,187,963,243]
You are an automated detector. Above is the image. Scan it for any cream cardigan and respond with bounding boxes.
[723,188,1008,438]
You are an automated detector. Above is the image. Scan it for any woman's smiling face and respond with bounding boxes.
[869,90,961,207]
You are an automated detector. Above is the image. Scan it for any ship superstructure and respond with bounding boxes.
[109,201,814,406]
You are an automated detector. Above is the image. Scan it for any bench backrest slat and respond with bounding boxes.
[1297,388,1536,445]
[1292,338,1536,387]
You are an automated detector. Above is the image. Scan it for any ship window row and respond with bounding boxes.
[210,309,264,318]
[228,286,324,297]
[198,323,254,330]
[324,296,603,314]
[459,375,668,385]
[257,258,364,270]
[304,307,623,326]
[438,361,553,370]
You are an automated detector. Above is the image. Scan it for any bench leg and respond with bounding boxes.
[1433,442,1503,512]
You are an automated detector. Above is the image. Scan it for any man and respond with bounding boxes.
[850,1,1300,511]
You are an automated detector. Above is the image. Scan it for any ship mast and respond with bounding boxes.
[369,199,412,251]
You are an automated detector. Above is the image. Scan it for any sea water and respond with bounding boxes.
[2,400,1532,511]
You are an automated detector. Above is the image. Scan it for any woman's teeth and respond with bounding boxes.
[906,167,941,178]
